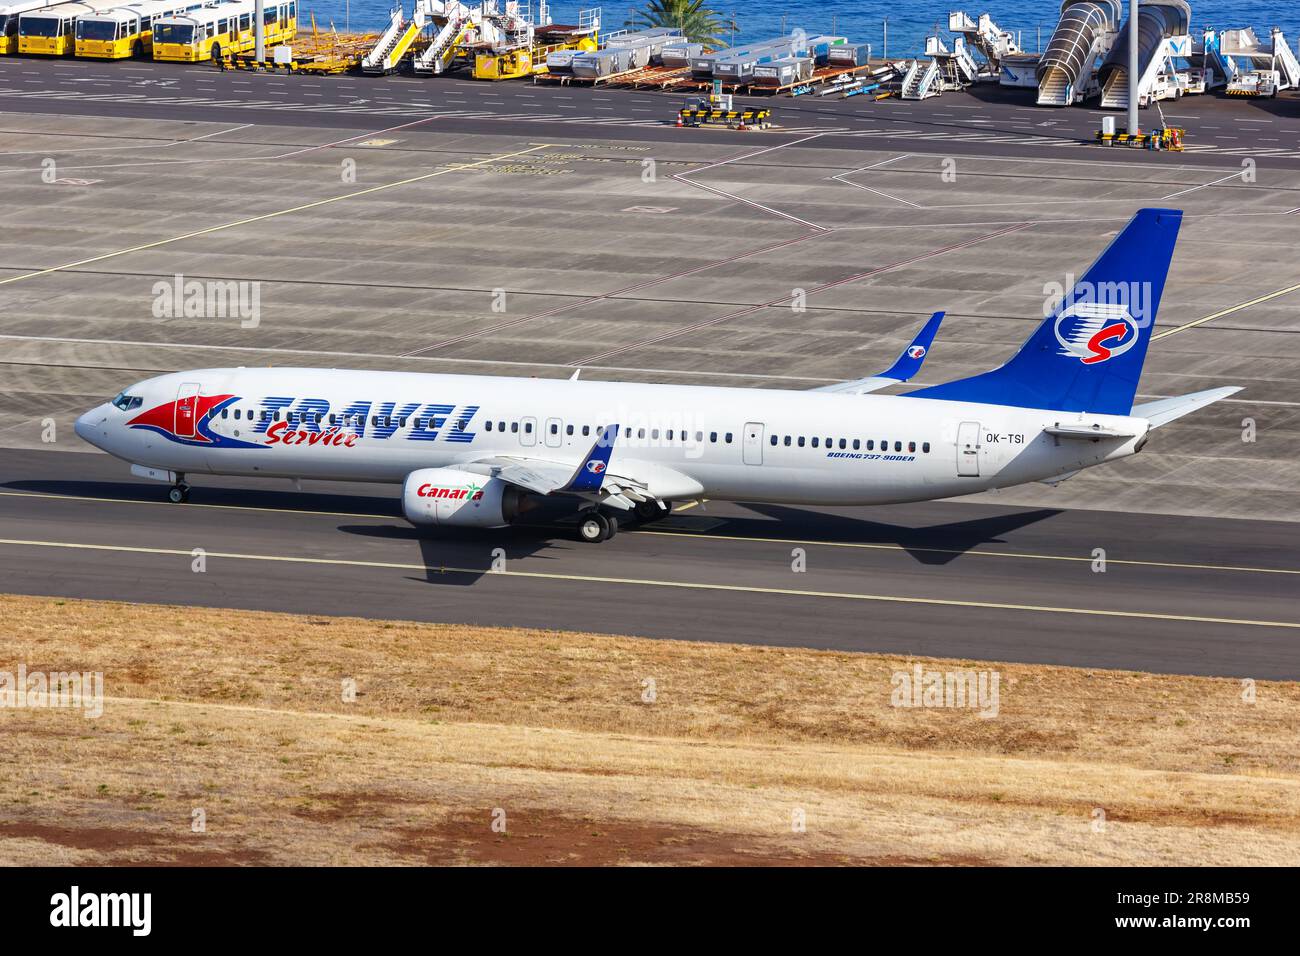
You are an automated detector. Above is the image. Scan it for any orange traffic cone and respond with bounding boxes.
[675,114,684,128]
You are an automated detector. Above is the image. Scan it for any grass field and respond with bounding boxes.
[1,593,1298,865]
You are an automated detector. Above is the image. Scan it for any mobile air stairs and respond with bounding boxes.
[1221,26,1300,97]
[1036,0,1120,105]
[900,57,942,98]
[923,34,981,90]
[363,4,429,74]
[413,2,474,74]
[947,11,1021,79]
[1096,0,1192,108]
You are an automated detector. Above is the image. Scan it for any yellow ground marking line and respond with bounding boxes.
[0,143,554,288]
[1,489,1295,577]
[1153,281,1300,339]
[1,537,1296,630]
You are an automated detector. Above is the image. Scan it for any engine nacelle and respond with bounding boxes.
[402,468,523,528]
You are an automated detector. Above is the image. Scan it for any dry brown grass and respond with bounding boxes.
[1,593,1298,865]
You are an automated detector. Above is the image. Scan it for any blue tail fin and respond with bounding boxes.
[908,208,1182,415]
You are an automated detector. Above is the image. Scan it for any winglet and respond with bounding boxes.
[565,423,619,493]
[809,311,945,395]
[879,310,945,382]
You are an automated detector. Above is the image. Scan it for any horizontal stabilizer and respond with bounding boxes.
[812,311,944,395]
[1132,386,1242,428]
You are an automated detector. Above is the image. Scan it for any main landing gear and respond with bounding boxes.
[633,500,669,523]
[167,475,190,504]
[576,509,618,543]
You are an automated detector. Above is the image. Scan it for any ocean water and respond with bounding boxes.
[302,0,1300,57]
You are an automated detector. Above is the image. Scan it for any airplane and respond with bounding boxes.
[75,208,1239,544]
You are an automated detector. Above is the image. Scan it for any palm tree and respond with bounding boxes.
[627,0,729,49]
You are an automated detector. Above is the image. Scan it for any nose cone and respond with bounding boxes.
[75,405,108,448]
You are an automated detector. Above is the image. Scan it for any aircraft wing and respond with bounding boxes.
[468,424,655,512]
[810,311,944,395]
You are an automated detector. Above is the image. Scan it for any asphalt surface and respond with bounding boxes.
[4,54,1300,166]
[3,447,1297,678]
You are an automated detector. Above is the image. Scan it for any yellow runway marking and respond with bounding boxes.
[1153,281,1300,339]
[0,144,553,288]
[1,489,1296,576]
[1,537,1296,630]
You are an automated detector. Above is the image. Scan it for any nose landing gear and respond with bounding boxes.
[167,477,191,504]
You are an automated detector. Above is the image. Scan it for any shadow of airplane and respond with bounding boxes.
[715,503,1064,565]
[5,477,402,518]
[338,521,571,587]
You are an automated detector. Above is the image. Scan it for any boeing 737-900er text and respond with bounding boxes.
[76,209,1239,543]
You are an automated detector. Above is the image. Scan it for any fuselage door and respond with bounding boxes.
[742,421,765,465]
[544,416,563,448]
[175,382,202,439]
[956,421,981,477]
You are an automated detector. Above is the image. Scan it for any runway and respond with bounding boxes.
[4,447,1297,679]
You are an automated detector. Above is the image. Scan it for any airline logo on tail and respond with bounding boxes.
[1054,303,1140,365]
[907,345,927,359]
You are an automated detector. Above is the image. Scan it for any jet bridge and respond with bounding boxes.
[1097,0,1191,108]
[1035,0,1121,105]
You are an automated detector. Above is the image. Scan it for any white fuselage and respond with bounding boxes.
[75,367,1150,506]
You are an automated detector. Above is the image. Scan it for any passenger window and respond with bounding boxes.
[582,425,590,437]
[908,441,916,452]
[549,422,558,435]
[783,436,791,446]
[566,424,574,436]
[710,432,717,443]
[651,429,659,440]
[725,433,732,443]
[511,422,519,433]
[524,422,533,433]
[852,439,860,450]
[894,441,902,452]
[695,431,703,442]
[797,437,805,447]
[839,439,846,449]
[485,421,492,431]
[867,440,874,450]
[923,442,931,453]
[769,435,777,446]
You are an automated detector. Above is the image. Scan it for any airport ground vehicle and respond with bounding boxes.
[0,0,61,53]
[151,0,294,62]
[73,0,201,58]
[17,0,117,55]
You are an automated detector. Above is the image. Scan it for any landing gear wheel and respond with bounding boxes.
[576,510,610,543]
[633,500,667,523]
[168,483,190,504]
[602,514,619,540]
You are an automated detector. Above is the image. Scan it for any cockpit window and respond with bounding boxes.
[111,392,143,411]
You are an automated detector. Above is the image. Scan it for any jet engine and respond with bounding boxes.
[402,468,525,528]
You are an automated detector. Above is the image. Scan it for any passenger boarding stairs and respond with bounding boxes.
[924,34,980,89]
[1195,29,1236,90]
[900,58,942,99]
[948,11,1021,78]
[1098,33,1191,108]
[363,6,429,74]
[414,3,473,74]
[1220,27,1299,96]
